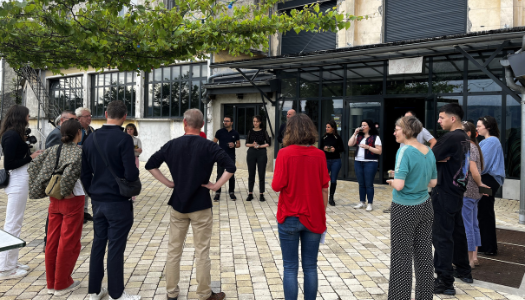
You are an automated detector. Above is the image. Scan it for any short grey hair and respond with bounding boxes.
[183,109,204,129]
[54,115,61,126]
[75,107,91,117]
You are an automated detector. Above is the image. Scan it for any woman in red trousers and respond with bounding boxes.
[30,119,84,296]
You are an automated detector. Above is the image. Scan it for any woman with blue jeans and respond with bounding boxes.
[319,120,344,206]
[348,119,382,211]
[461,121,490,268]
[272,114,330,300]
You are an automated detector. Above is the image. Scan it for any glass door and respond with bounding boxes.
[345,100,382,181]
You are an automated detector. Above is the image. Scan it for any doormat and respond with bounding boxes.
[471,229,525,288]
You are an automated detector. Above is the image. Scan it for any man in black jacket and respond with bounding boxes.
[146,109,235,300]
[45,110,77,149]
[81,100,140,300]
[277,109,296,145]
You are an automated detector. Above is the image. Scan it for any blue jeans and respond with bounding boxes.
[354,160,378,204]
[326,159,342,183]
[462,197,482,251]
[278,217,321,300]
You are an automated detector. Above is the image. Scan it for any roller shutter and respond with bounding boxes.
[280,0,337,55]
[385,0,467,42]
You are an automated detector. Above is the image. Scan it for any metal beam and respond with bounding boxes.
[483,41,509,68]
[455,45,521,102]
[235,68,275,137]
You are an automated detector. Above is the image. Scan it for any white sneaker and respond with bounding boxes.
[47,289,55,294]
[90,287,108,300]
[0,268,28,280]
[54,280,81,296]
[16,263,29,271]
[353,202,365,209]
[109,291,141,300]
[366,204,373,211]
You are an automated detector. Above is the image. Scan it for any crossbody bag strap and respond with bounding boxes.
[93,132,119,180]
[52,144,63,174]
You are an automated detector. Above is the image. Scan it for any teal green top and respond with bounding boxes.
[392,145,437,206]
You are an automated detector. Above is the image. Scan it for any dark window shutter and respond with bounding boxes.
[280,1,337,55]
[385,0,467,42]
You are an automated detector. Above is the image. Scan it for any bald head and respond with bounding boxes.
[183,108,204,129]
[287,109,296,120]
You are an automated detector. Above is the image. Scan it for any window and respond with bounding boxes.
[118,0,136,16]
[223,104,267,138]
[50,76,84,112]
[506,95,521,179]
[164,0,176,9]
[91,72,137,117]
[145,63,207,118]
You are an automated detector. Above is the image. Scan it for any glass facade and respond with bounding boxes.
[223,104,266,137]
[50,76,84,112]
[145,63,207,117]
[91,72,136,117]
[277,50,520,180]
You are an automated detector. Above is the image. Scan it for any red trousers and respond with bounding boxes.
[45,195,84,290]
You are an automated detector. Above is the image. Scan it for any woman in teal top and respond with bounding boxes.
[387,116,437,300]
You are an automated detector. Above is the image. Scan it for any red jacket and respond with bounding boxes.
[272,145,330,234]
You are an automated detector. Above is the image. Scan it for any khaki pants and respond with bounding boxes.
[166,207,213,300]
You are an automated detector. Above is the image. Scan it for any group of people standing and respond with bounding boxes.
[0,99,509,300]
[386,103,505,299]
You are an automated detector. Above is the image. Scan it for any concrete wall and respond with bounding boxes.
[210,93,276,172]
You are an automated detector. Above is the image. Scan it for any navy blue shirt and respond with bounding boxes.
[81,125,139,202]
[146,135,237,213]
[215,128,240,159]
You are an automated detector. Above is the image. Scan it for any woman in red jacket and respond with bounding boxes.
[272,113,330,300]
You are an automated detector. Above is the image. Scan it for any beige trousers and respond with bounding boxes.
[166,207,213,300]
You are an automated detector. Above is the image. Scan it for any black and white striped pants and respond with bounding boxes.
[388,198,434,300]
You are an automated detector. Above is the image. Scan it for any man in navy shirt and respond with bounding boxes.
[146,109,235,300]
[81,101,140,300]
[213,116,240,201]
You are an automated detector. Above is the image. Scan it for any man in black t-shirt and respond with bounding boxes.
[432,103,472,295]
[213,116,240,201]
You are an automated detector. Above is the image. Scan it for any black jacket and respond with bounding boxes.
[81,125,139,202]
[1,130,31,170]
[46,126,61,149]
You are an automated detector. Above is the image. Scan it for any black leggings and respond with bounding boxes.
[478,174,500,254]
[247,148,267,193]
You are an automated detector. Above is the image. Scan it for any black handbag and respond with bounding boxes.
[0,169,9,189]
[93,132,141,198]
[0,148,9,189]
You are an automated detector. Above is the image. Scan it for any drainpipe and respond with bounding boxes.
[501,35,525,224]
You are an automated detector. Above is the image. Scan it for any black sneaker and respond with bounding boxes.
[214,194,220,201]
[229,193,236,201]
[434,278,455,295]
[259,194,265,202]
[453,270,474,283]
[84,212,93,221]
[328,195,335,206]
[246,194,253,201]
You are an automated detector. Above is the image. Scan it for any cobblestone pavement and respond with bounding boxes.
[0,163,524,300]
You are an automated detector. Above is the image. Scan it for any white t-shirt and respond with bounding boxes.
[355,136,382,162]
[399,127,435,147]
[73,179,85,196]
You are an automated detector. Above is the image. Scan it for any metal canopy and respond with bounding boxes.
[210,28,525,71]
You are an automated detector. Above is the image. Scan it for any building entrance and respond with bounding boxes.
[382,97,432,179]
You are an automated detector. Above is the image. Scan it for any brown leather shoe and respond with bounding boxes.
[206,292,226,300]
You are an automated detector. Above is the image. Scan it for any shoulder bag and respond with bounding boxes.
[93,132,141,198]
[45,144,64,199]
[0,147,9,189]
